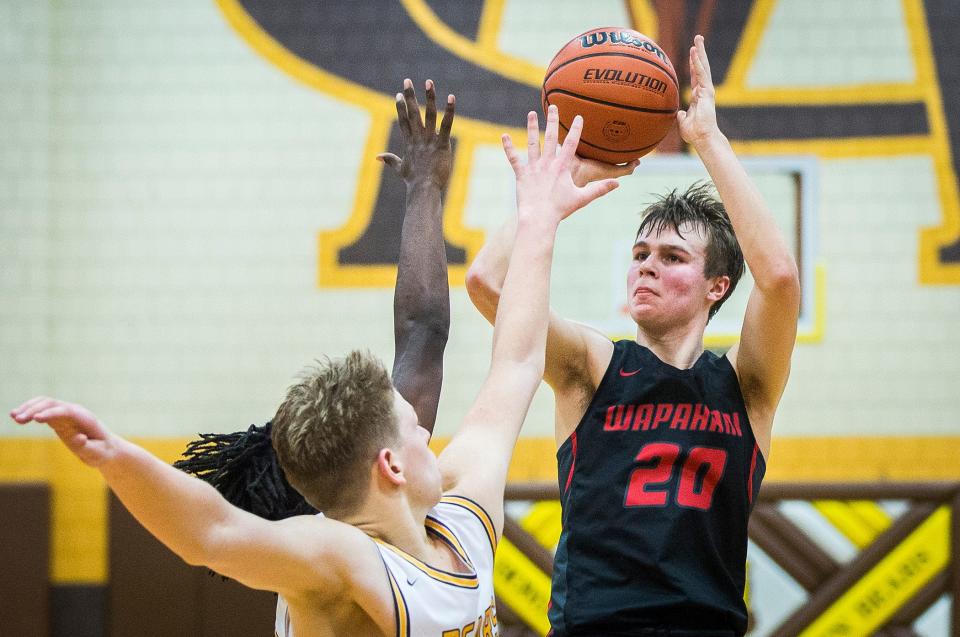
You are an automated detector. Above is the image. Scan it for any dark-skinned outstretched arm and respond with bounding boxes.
[378,79,456,434]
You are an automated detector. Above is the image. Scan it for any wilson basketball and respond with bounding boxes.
[542,27,679,164]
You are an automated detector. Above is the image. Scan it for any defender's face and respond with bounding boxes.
[626,224,715,328]
[392,391,442,505]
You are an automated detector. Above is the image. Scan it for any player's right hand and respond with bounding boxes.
[570,155,639,189]
[10,398,117,468]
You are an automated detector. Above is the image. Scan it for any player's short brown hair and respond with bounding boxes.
[271,350,398,515]
[636,182,745,319]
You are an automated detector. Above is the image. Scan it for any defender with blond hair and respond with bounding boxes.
[10,83,622,635]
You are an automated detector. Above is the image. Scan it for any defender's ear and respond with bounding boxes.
[376,447,406,486]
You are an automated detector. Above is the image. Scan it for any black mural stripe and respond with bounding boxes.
[925,0,960,263]
[425,0,484,41]
[545,88,678,114]
[238,0,540,126]
[717,102,929,140]
[702,0,753,87]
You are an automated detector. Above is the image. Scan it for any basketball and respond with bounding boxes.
[542,27,679,164]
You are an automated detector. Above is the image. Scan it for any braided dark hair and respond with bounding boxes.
[174,423,316,520]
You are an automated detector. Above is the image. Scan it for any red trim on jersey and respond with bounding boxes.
[564,432,578,494]
[747,443,759,503]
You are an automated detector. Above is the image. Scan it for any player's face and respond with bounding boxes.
[626,223,716,328]
[393,391,442,506]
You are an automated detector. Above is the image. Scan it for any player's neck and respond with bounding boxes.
[635,319,706,369]
[344,494,435,559]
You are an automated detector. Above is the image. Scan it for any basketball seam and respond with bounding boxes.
[543,51,679,92]
[545,88,678,115]
[558,120,663,154]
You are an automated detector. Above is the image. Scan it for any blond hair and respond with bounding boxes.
[271,350,397,514]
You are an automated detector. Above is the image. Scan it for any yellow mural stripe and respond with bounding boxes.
[442,132,486,287]
[318,112,395,287]
[717,84,926,107]
[795,263,826,345]
[627,0,659,42]
[399,0,543,87]
[720,0,777,92]
[813,501,891,549]
[729,135,934,159]
[800,506,949,637]
[904,0,960,284]
[519,501,563,550]
[493,538,551,636]
[475,0,506,51]
[848,500,894,534]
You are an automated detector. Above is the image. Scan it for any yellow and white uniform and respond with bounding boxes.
[275,495,499,637]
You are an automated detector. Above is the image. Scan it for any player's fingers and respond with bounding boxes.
[691,44,713,92]
[394,92,412,138]
[14,398,59,422]
[543,104,560,157]
[10,396,49,417]
[559,114,583,162]
[424,79,437,134]
[578,178,619,207]
[376,153,402,173]
[526,111,541,162]
[437,94,456,145]
[694,35,712,80]
[33,405,72,424]
[688,46,698,94]
[501,134,523,176]
[402,78,424,132]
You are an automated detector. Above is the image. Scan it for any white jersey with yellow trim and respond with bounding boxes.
[275,495,499,637]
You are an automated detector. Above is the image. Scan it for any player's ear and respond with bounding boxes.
[376,447,406,486]
[706,275,730,303]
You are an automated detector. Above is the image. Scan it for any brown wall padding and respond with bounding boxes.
[108,494,275,637]
[0,483,50,637]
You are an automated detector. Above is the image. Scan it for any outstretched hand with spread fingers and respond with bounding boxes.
[10,398,116,468]
[677,34,721,147]
[502,104,619,223]
[377,78,456,189]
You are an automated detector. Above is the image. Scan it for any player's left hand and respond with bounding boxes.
[378,79,455,190]
[10,397,117,468]
[677,35,722,147]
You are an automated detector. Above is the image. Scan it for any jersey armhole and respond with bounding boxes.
[439,494,497,557]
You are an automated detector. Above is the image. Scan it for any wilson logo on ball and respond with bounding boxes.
[579,30,668,63]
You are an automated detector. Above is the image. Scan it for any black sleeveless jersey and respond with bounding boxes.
[548,340,766,637]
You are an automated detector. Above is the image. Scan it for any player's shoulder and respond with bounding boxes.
[275,514,381,569]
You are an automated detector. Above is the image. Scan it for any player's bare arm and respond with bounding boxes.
[379,79,455,434]
[441,107,619,536]
[8,398,395,631]
[465,110,635,442]
[677,35,801,457]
